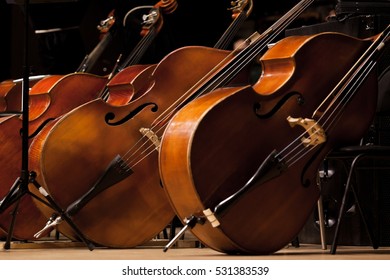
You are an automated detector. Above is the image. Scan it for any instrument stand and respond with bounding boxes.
[0,0,94,251]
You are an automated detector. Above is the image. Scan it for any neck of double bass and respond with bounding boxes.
[203,0,315,93]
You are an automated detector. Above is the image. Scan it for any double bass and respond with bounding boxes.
[158,28,389,254]
[25,0,175,124]
[0,75,46,112]
[0,9,117,114]
[28,0,315,248]
[25,0,246,244]
[213,0,253,50]
[0,1,175,242]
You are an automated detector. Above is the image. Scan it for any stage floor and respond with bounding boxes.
[1,240,389,260]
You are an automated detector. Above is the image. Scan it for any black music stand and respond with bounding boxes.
[0,0,94,250]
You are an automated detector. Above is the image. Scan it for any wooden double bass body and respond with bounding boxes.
[0,75,48,112]
[0,0,175,241]
[159,32,380,254]
[0,74,108,241]
[28,0,313,247]
[0,7,118,114]
[28,47,231,247]
[0,11,115,240]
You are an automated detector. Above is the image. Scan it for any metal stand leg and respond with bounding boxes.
[0,0,94,251]
[0,171,95,250]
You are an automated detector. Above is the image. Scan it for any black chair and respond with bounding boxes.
[323,140,390,254]
[320,66,390,254]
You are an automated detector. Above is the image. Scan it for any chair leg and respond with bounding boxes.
[349,173,379,250]
[330,153,379,254]
[330,156,358,254]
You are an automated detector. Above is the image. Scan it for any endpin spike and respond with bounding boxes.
[163,215,203,252]
[34,215,62,239]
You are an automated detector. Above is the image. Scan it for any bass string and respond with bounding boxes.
[149,0,313,131]
[117,37,266,170]
[275,73,371,169]
[109,32,249,171]
[282,66,377,168]
[98,15,161,102]
[149,45,247,129]
[320,61,379,133]
[212,0,255,50]
[118,19,160,71]
[320,27,389,130]
[118,6,388,194]
[275,80,364,168]
[126,131,163,168]
[315,29,388,141]
[116,0,316,170]
[275,30,388,170]
[214,8,247,50]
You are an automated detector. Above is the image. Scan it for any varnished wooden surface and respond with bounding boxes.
[1,240,390,260]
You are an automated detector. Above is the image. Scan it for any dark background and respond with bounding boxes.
[0,0,337,81]
[2,0,390,247]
